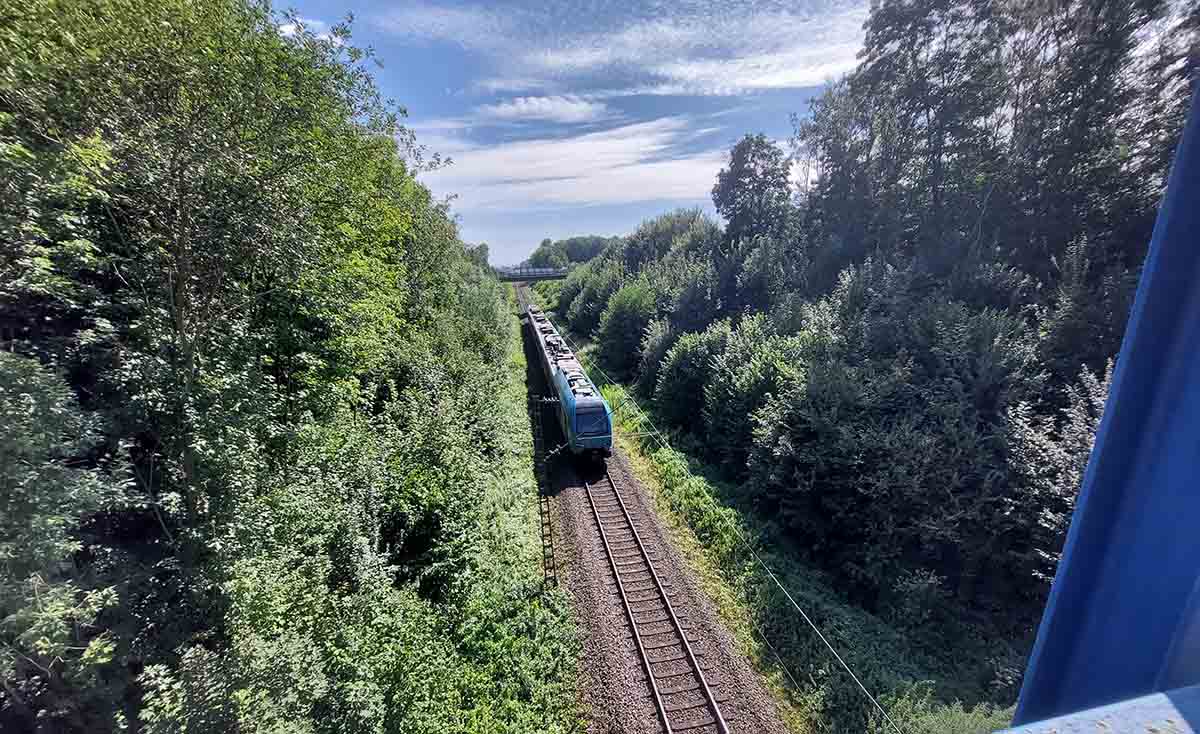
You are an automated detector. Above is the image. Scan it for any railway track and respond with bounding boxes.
[585,469,730,734]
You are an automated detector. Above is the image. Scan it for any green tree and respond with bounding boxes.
[597,280,655,380]
[712,134,793,245]
[654,320,732,429]
[0,354,129,727]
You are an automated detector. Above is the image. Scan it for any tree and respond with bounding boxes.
[0,2,582,731]
[0,354,128,726]
[712,134,793,245]
[597,281,655,380]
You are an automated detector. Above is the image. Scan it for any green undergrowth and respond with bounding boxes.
[600,381,1014,734]
[454,294,585,732]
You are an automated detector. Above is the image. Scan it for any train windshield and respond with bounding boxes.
[576,408,609,437]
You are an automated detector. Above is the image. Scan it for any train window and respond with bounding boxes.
[576,409,609,437]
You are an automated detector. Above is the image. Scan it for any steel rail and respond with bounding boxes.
[585,471,730,734]
[584,478,674,732]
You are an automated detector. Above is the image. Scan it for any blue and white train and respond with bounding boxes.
[524,301,613,460]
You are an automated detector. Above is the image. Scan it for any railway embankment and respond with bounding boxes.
[519,284,788,734]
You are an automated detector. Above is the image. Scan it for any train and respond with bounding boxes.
[523,298,613,460]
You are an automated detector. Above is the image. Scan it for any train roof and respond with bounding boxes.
[525,304,608,409]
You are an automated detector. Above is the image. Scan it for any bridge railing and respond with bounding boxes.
[494,265,570,281]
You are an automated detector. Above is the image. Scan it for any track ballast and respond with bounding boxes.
[585,468,730,734]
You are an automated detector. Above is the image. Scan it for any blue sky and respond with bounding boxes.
[278,1,869,264]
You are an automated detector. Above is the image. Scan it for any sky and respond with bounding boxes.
[277,0,869,264]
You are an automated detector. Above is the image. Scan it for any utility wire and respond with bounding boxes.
[549,318,907,734]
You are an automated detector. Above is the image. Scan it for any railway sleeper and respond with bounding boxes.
[622,578,666,590]
[658,679,704,696]
[621,579,670,592]
[614,558,651,569]
[623,630,699,647]
[624,582,662,599]
[651,661,715,680]
[610,549,657,560]
[628,596,667,611]
[632,611,673,625]
[647,648,694,665]
[641,637,686,653]
[641,631,699,647]
[669,716,719,733]
[625,589,670,603]
[640,620,692,636]
[663,693,712,714]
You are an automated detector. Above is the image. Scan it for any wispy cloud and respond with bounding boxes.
[376,1,857,261]
[420,117,724,210]
[475,77,556,94]
[377,1,869,97]
[474,95,612,123]
[374,4,514,51]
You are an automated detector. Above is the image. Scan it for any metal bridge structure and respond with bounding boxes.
[1005,89,1200,732]
[495,265,569,282]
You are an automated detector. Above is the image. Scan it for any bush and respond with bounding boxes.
[0,354,130,728]
[565,254,625,335]
[747,263,1049,611]
[702,314,790,475]
[597,280,656,380]
[654,320,732,429]
[636,318,677,398]
[873,686,1012,734]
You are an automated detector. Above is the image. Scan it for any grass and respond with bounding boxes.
[599,383,1015,734]
[460,285,586,733]
[525,280,1014,733]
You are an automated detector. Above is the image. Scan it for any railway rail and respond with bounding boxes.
[515,282,732,732]
[585,469,730,734]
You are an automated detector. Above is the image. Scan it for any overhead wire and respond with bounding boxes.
[542,309,907,734]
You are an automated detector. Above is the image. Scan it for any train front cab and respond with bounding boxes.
[552,370,613,460]
[571,394,613,460]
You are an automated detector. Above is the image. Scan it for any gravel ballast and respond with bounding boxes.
[544,443,790,734]
[518,293,788,733]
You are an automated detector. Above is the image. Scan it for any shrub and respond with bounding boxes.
[654,320,732,429]
[565,254,625,335]
[702,314,789,475]
[597,280,656,380]
[636,318,677,398]
[0,353,129,727]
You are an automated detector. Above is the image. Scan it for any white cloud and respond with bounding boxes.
[475,77,555,94]
[278,16,327,37]
[420,117,725,210]
[379,1,869,97]
[374,4,513,51]
[475,96,612,123]
[652,38,864,93]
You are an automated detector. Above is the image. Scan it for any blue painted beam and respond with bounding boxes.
[1013,88,1200,724]
[1006,685,1200,733]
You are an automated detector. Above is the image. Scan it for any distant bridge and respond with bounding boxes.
[495,265,569,282]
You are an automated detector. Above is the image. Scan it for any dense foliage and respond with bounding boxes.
[541,0,1196,725]
[524,235,616,269]
[605,385,1015,733]
[1,2,579,731]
